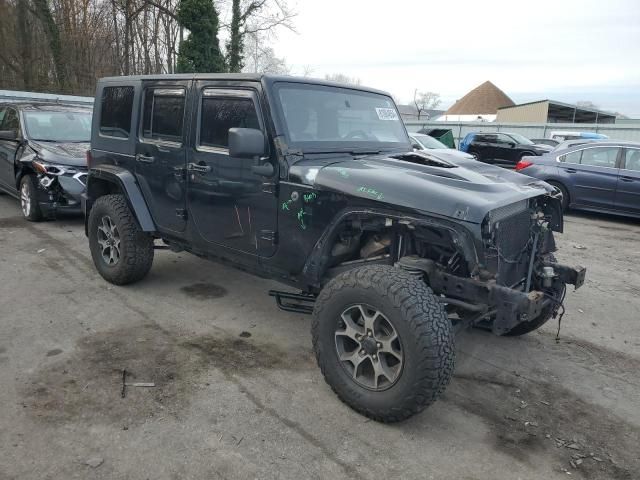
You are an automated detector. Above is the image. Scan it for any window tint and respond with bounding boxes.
[0,108,5,125]
[624,149,640,172]
[100,86,134,138]
[495,134,513,145]
[580,147,618,168]
[2,108,20,131]
[199,96,259,149]
[142,88,185,143]
[561,150,582,163]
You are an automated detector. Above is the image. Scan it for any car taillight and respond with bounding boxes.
[515,160,533,171]
[86,150,92,168]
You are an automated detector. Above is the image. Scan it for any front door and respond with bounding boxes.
[614,147,640,215]
[561,146,620,209]
[0,107,20,192]
[187,84,277,256]
[134,82,190,233]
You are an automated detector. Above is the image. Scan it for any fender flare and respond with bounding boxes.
[86,165,156,232]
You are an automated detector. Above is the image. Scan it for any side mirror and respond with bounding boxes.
[0,129,18,141]
[228,128,267,158]
[412,143,422,150]
[508,142,516,148]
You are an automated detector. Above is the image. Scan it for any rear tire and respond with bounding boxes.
[20,174,43,222]
[546,181,569,211]
[312,265,454,422]
[88,194,154,285]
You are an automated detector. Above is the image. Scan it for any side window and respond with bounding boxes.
[2,108,20,131]
[624,149,640,172]
[580,147,619,168]
[561,150,582,163]
[0,107,6,126]
[495,134,513,145]
[199,95,260,149]
[141,88,185,143]
[483,134,498,143]
[100,86,134,139]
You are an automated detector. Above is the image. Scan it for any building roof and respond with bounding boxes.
[445,81,515,115]
[498,99,617,119]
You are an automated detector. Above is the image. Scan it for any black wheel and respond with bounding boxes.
[546,181,569,211]
[88,194,154,285]
[312,265,455,422]
[20,174,43,221]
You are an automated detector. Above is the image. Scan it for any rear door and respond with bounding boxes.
[560,146,620,209]
[134,82,190,234]
[614,147,640,215]
[187,83,278,257]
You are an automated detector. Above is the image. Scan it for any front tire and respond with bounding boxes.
[312,265,455,422]
[20,174,43,222]
[88,194,154,285]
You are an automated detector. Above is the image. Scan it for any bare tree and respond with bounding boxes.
[243,29,289,74]
[413,90,441,120]
[325,73,361,85]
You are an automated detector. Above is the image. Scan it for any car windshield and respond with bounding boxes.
[413,134,448,149]
[24,110,92,142]
[275,82,410,151]
[507,133,534,145]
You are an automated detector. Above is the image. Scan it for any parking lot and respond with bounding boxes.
[0,195,638,480]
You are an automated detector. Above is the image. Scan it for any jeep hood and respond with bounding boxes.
[29,140,89,167]
[299,151,554,224]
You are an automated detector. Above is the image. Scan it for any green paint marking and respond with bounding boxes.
[297,208,307,230]
[338,168,349,178]
[303,192,317,203]
[281,199,293,211]
[357,186,384,200]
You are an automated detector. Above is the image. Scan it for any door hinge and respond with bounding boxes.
[260,230,278,244]
[176,208,187,220]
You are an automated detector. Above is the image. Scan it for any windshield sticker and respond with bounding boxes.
[375,108,399,121]
[357,186,385,200]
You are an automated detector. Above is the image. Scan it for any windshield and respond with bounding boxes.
[507,132,534,145]
[275,82,409,151]
[24,111,92,142]
[412,134,448,149]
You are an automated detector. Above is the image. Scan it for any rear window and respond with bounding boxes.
[141,88,185,143]
[100,86,134,139]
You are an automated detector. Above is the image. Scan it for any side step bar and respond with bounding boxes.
[268,290,316,314]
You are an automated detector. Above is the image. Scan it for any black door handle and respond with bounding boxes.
[621,176,634,182]
[187,162,212,173]
[136,154,155,163]
[565,168,577,173]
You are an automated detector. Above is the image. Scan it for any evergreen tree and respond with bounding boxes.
[176,0,225,73]
[226,0,243,73]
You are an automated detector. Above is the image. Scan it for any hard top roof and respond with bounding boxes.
[97,73,391,96]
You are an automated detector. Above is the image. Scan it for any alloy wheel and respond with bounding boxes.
[20,181,31,217]
[96,215,121,265]
[334,304,404,391]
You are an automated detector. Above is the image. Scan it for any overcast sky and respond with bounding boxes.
[274,0,640,116]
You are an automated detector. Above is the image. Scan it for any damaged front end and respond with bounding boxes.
[397,192,585,335]
[23,157,87,218]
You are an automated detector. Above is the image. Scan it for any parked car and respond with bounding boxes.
[0,102,91,220]
[548,131,608,142]
[459,132,553,168]
[551,138,602,152]
[84,74,585,422]
[516,141,640,217]
[530,138,559,147]
[408,132,475,161]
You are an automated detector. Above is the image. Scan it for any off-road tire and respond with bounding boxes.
[88,194,154,285]
[20,174,43,222]
[546,180,569,211]
[312,265,455,423]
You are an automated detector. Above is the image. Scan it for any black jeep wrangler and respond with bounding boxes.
[84,74,585,422]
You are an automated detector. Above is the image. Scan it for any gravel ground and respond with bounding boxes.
[0,195,638,480]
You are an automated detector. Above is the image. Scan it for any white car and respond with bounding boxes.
[409,133,476,161]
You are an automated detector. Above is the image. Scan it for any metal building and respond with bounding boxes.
[496,100,616,124]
